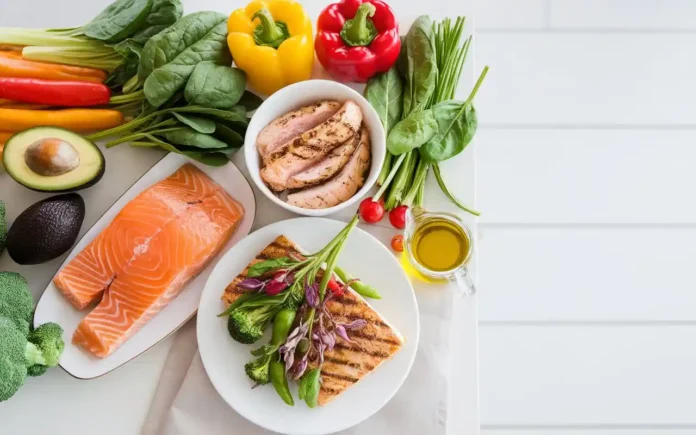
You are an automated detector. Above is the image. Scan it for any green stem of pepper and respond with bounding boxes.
[252,8,290,49]
[340,3,378,47]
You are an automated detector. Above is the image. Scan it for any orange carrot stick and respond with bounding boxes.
[0,52,107,83]
[0,108,123,132]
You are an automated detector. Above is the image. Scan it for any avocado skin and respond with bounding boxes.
[24,161,105,194]
[6,194,85,265]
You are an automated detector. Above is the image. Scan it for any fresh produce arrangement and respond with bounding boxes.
[361,15,488,227]
[0,1,485,427]
[0,271,65,401]
[219,224,400,408]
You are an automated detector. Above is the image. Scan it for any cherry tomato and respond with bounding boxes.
[328,276,345,297]
[391,234,404,252]
[359,197,385,224]
[389,205,408,229]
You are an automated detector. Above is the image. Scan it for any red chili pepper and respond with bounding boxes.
[0,78,111,107]
[315,0,401,83]
[328,276,343,296]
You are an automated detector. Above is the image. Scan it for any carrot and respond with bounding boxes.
[0,131,13,142]
[0,108,123,132]
[0,51,107,83]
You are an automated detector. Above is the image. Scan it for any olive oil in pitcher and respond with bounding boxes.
[410,218,470,272]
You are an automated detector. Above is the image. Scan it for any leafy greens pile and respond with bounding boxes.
[365,16,488,215]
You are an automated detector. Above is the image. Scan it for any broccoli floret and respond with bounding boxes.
[28,322,65,368]
[0,201,6,256]
[0,272,34,336]
[244,354,272,386]
[0,317,28,401]
[227,295,285,344]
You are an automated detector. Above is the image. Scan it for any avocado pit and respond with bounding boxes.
[25,138,81,176]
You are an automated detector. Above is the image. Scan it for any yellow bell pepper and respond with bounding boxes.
[227,0,314,96]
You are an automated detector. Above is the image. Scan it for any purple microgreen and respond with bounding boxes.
[265,280,288,296]
[238,278,265,291]
[334,324,351,343]
[343,319,368,330]
[305,281,319,308]
[292,355,308,380]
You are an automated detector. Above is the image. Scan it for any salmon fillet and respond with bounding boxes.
[222,236,403,407]
[55,164,244,358]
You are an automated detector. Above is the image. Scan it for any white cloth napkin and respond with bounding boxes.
[142,283,454,435]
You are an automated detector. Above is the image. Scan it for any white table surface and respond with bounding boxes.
[0,1,480,434]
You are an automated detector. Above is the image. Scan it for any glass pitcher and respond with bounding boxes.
[401,206,476,296]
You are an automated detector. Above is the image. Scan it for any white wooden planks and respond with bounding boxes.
[477,226,696,322]
[484,430,696,435]
[550,0,696,30]
[475,33,696,126]
[479,326,696,426]
[475,129,696,223]
[475,0,548,30]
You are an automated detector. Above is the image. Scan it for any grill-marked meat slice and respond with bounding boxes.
[256,100,341,165]
[286,127,371,209]
[286,132,359,189]
[222,236,403,407]
[260,101,363,192]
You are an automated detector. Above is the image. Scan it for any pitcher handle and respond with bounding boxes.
[447,266,476,297]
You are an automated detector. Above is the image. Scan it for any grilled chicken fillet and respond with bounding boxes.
[260,101,363,192]
[256,100,341,164]
[286,131,360,189]
[222,236,403,407]
[287,127,371,209]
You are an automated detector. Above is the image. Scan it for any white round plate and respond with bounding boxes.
[33,154,256,379]
[198,217,419,435]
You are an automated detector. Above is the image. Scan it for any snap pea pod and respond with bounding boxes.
[270,308,296,406]
[333,267,382,300]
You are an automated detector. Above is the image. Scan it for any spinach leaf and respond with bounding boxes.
[107,39,142,88]
[247,257,294,277]
[432,164,480,216]
[139,12,231,108]
[402,16,438,117]
[137,134,229,166]
[365,67,403,135]
[212,123,244,147]
[161,127,228,149]
[83,0,153,43]
[131,0,183,45]
[184,62,246,109]
[237,91,264,112]
[168,106,248,127]
[387,109,438,155]
[172,113,216,134]
[420,100,478,163]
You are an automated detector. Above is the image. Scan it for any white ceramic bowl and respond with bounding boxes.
[244,80,386,217]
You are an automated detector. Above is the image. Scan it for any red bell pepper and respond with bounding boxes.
[0,78,111,107]
[315,0,401,83]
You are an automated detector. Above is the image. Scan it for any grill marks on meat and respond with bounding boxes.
[286,132,360,189]
[259,100,365,192]
[221,236,403,407]
[256,101,341,165]
[286,127,371,209]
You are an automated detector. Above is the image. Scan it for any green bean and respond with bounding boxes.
[334,267,382,300]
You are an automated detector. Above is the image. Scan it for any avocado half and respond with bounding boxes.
[2,127,105,193]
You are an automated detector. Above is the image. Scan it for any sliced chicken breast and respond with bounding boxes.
[261,101,363,192]
[287,128,371,209]
[256,100,341,164]
[286,129,362,189]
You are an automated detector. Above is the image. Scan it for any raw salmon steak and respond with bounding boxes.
[54,164,244,358]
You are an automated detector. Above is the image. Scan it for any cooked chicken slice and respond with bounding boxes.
[286,127,371,209]
[261,101,363,192]
[286,129,361,189]
[256,100,341,164]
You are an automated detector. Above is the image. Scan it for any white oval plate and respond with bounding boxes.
[34,154,256,379]
[197,217,419,435]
